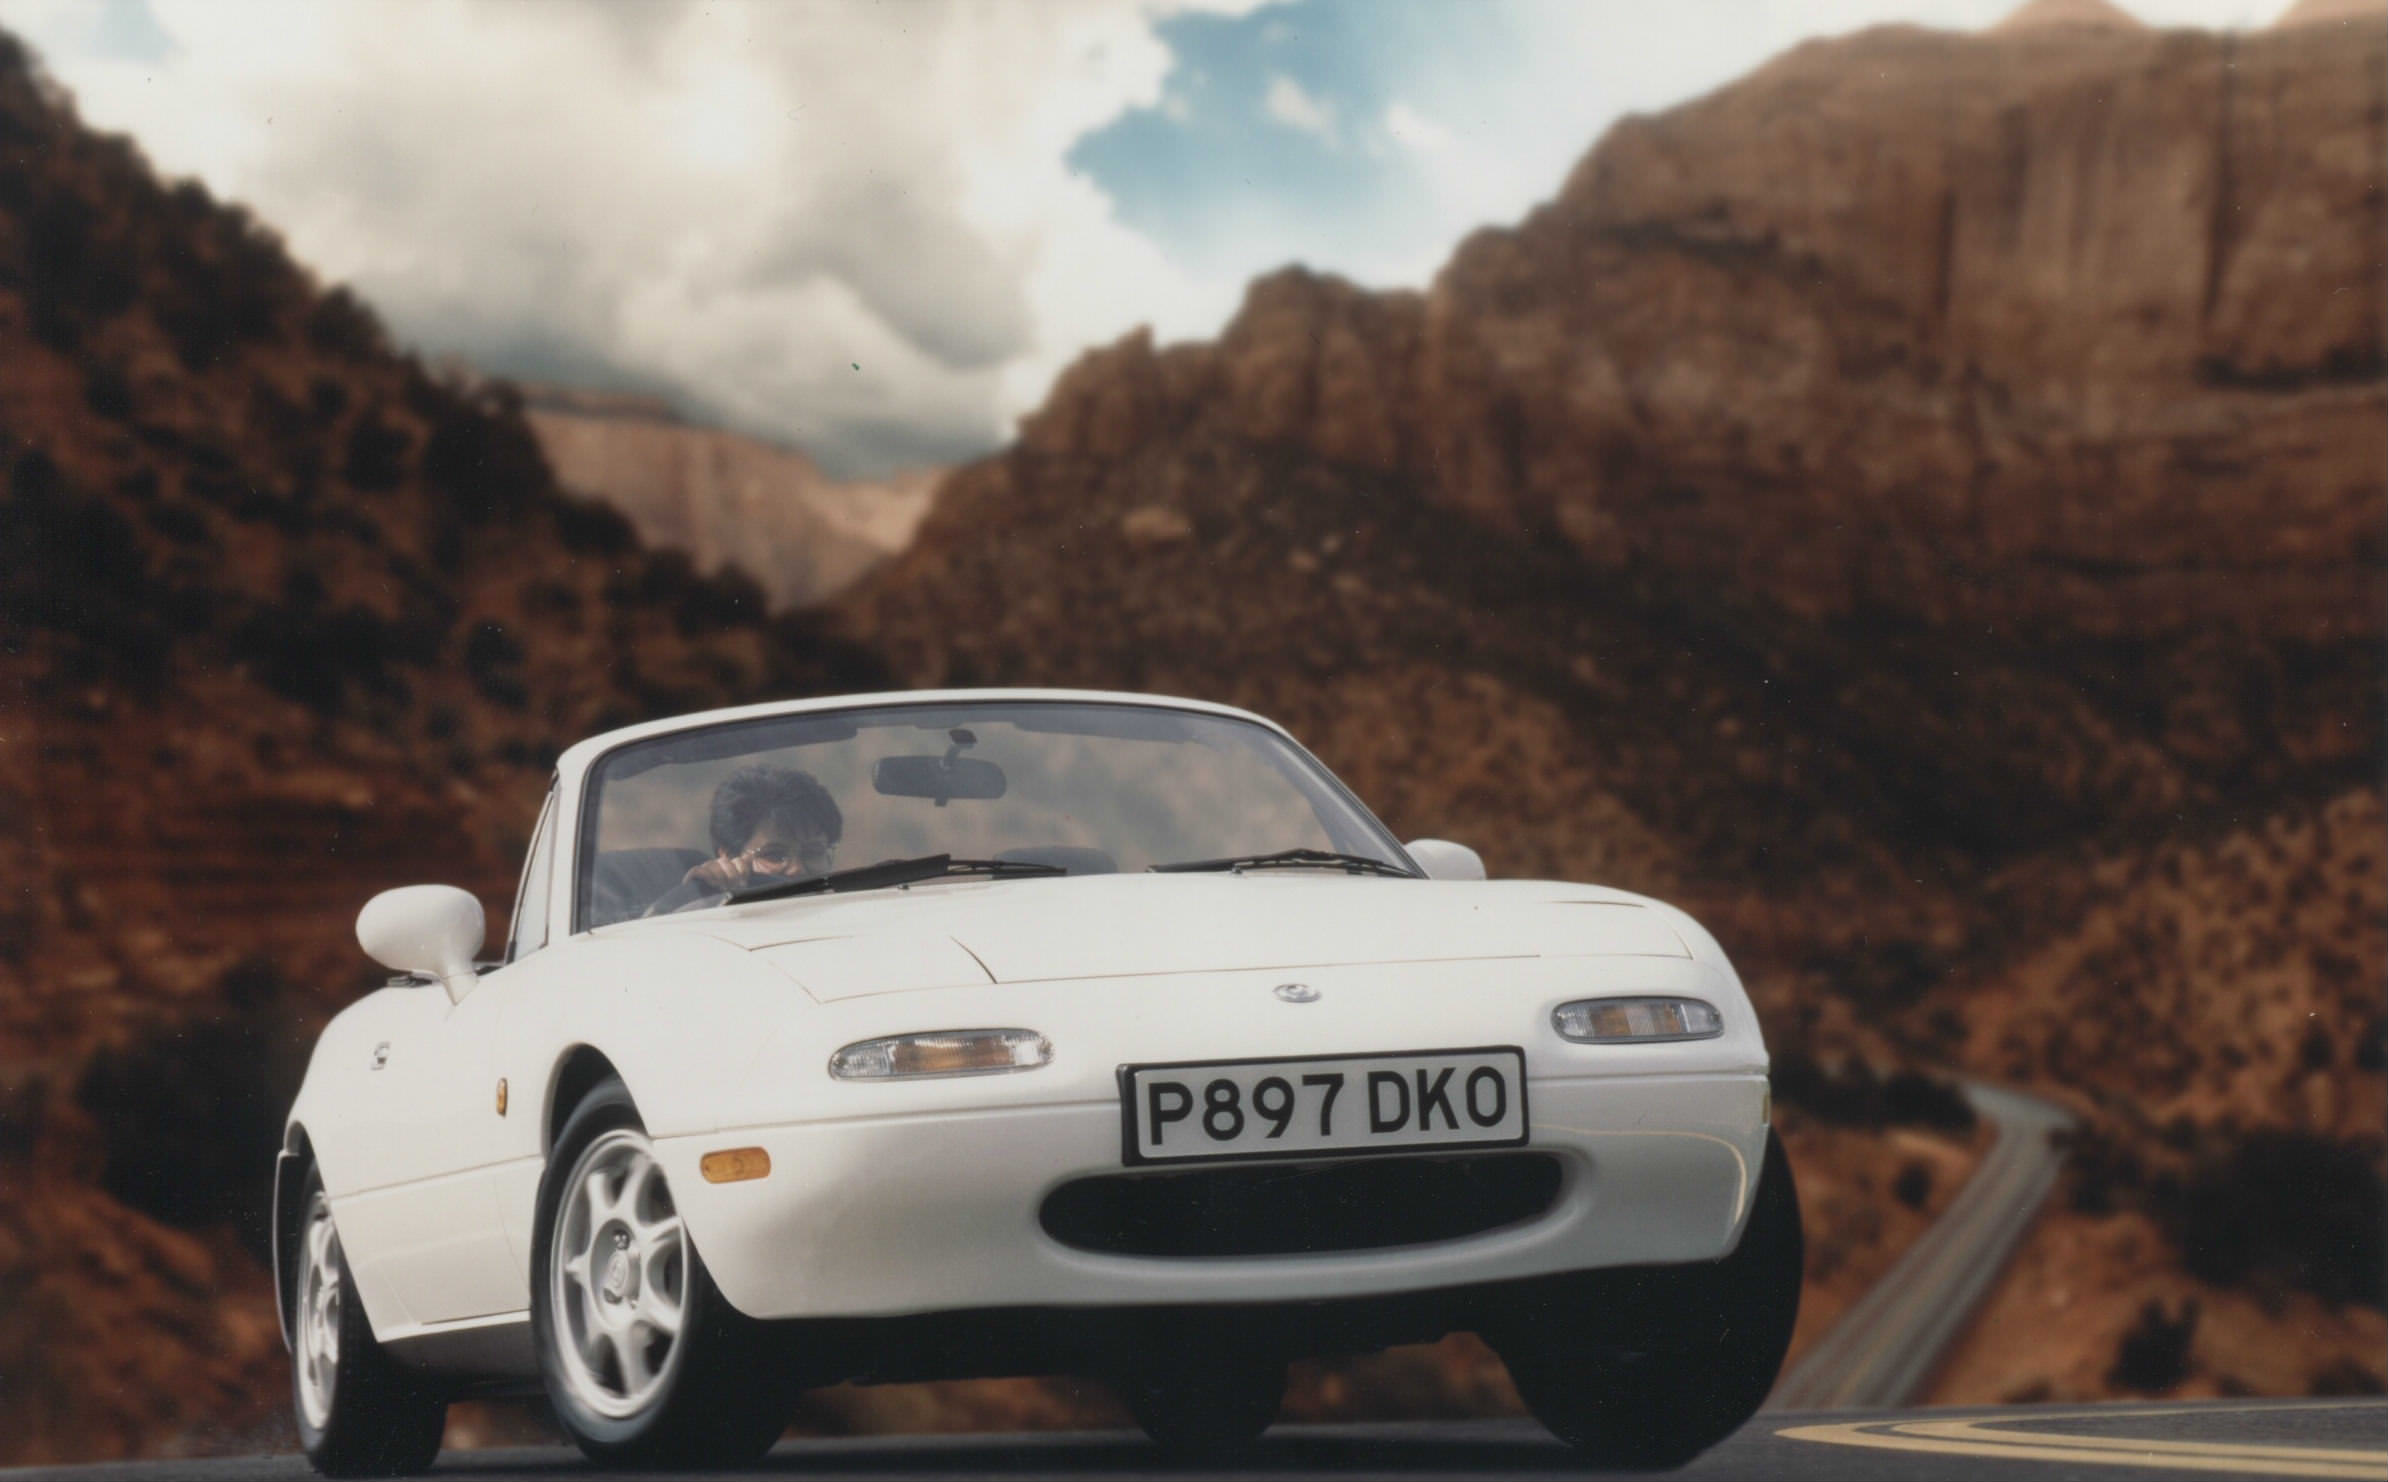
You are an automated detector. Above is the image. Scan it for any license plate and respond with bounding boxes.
[1119,1047,1529,1166]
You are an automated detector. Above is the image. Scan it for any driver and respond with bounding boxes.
[645,764,842,915]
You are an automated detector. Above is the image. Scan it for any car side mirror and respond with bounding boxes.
[357,885,486,1003]
[1406,839,1487,881]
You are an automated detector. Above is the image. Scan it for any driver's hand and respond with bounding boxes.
[683,855,750,892]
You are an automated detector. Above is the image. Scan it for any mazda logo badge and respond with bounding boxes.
[1272,982,1320,1003]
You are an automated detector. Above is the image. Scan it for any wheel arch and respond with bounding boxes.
[545,1044,627,1154]
[272,1122,315,1351]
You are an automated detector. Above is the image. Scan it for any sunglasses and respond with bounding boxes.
[746,841,834,870]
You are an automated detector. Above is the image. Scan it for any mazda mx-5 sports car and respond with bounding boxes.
[277,689,1798,1474]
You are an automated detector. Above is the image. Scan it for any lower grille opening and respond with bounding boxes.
[1039,1151,1564,1258]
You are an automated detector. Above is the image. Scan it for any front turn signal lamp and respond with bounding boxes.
[1553,996,1722,1044]
[700,1147,772,1183]
[829,1028,1052,1080]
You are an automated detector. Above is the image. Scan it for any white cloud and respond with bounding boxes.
[1263,73,1337,145]
[0,0,1263,473]
[1382,100,1455,156]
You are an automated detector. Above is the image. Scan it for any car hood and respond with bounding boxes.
[605,873,1690,1001]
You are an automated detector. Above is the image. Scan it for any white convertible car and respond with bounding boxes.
[277,690,1798,1474]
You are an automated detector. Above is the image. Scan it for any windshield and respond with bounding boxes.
[575,701,1411,928]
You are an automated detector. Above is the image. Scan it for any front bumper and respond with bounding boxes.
[658,1069,1767,1321]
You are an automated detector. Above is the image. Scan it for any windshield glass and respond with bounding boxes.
[575,701,1411,928]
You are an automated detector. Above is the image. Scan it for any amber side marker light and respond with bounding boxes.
[700,1147,772,1184]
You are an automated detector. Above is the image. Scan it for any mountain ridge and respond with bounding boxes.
[1014,19,2381,645]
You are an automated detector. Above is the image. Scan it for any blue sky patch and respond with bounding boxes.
[1071,0,1529,285]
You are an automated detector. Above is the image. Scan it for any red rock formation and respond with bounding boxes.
[522,391,938,610]
[1016,21,2383,643]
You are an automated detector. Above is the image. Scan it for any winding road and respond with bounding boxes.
[1770,1082,2078,1411]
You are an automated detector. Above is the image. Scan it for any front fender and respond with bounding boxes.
[1642,899,1767,1058]
[508,931,819,1143]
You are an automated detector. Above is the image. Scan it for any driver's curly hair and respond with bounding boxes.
[710,765,842,855]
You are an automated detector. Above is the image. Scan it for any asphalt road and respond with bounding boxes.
[1770,1082,2077,1410]
[6,1404,2381,1482]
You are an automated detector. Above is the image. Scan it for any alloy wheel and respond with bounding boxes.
[296,1202,344,1430]
[547,1128,690,1419]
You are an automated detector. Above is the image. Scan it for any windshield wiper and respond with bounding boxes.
[1149,847,1415,878]
[727,853,1066,905]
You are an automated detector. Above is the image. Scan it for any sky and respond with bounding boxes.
[0,0,2301,476]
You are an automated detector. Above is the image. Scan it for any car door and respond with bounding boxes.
[333,788,557,1328]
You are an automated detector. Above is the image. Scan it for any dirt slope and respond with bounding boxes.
[0,36,878,1462]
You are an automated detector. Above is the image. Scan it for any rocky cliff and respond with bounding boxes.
[0,36,879,1462]
[842,13,2385,1401]
[522,389,938,609]
[1022,22,2381,646]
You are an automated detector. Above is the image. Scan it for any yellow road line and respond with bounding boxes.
[1779,1407,2388,1480]
[1900,1415,2388,1465]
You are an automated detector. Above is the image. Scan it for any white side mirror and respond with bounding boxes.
[1406,838,1487,881]
[357,885,485,1003]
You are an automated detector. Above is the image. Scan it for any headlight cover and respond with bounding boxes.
[829,1027,1052,1080]
[1553,996,1722,1044]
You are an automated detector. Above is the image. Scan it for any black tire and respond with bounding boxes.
[532,1078,789,1468]
[1495,1129,1803,1470]
[1117,1334,1286,1459]
[290,1177,448,1477]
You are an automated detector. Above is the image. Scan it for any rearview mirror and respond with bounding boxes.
[1406,839,1487,881]
[872,754,1008,803]
[357,885,485,1003]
